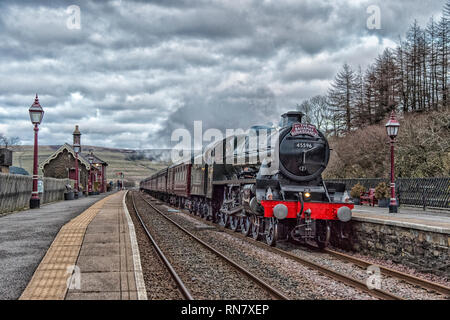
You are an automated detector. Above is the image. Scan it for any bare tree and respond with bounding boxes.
[320,1,450,137]
[426,16,439,110]
[327,63,356,134]
[352,66,364,128]
[0,133,20,149]
[437,11,449,109]
[364,64,377,125]
[445,0,450,17]
[373,48,401,119]
[297,95,331,133]
[322,1,450,178]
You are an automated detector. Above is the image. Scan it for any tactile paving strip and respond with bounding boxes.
[19,195,113,300]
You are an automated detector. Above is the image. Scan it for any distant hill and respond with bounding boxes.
[10,145,172,186]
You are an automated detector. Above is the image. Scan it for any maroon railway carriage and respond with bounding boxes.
[156,168,167,194]
[166,160,191,207]
[142,169,167,199]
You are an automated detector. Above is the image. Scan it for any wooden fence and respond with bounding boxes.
[0,173,70,214]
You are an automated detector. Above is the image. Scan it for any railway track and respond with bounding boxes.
[130,192,193,300]
[132,191,289,300]
[142,193,402,300]
[183,203,449,299]
[323,248,450,297]
[173,196,449,299]
[143,193,450,300]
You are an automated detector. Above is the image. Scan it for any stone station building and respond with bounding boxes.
[39,126,108,195]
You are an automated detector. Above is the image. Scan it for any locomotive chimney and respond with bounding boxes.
[281,111,304,127]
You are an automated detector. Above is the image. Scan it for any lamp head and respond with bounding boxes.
[385,111,400,138]
[29,94,44,125]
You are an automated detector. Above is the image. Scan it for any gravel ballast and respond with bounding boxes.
[140,192,449,300]
[139,193,377,300]
[126,193,183,300]
[130,193,273,300]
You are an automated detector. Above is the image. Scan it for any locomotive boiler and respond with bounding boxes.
[140,111,353,248]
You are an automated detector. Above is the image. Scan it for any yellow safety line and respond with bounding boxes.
[19,194,116,300]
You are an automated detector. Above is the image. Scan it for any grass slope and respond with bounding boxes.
[10,145,169,186]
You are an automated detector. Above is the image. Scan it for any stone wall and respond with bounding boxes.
[0,173,70,214]
[41,177,71,204]
[331,219,449,277]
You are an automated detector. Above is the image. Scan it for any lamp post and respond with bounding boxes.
[88,150,93,195]
[29,94,44,209]
[385,111,400,213]
[73,125,81,198]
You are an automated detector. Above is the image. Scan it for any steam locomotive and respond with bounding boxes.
[140,111,353,248]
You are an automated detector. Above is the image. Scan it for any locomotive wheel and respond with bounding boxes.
[199,205,204,218]
[218,212,229,228]
[241,216,251,236]
[202,204,209,220]
[229,216,240,232]
[193,202,198,216]
[265,217,278,247]
[315,221,331,249]
[212,211,219,224]
[251,216,261,240]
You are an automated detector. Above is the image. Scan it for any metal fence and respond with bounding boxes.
[325,177,450,210]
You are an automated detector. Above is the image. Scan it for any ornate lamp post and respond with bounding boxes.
[29,94,44,209]
[385,111,400,213]
[73,125,81,198]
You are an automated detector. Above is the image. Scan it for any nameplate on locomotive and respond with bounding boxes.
[291,123,319,137]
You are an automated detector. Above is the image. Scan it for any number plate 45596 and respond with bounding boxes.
[295,142,313,149]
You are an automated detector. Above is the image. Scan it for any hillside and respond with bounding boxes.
[323,110,450,179]
[9,145,171,186]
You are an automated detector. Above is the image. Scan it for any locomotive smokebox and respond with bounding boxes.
[281,111,304,127]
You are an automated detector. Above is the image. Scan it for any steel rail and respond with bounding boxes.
[137,192,289,300]
[324,248,450,297]
[264,244,402,300]
[130,192,194,300]
[146,195,403,300]
[240,234,402,300]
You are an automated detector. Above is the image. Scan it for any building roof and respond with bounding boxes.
[39,143,92,170]
[83,152,108,166]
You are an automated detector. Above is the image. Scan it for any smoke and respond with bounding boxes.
[154,80,280,148]
[126,149,172,162]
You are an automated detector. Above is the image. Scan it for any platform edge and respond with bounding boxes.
[122,190,148,300]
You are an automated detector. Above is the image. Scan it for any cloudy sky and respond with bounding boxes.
[0,0,445,149]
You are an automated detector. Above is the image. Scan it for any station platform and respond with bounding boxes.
[352,205,450,234]
[19,191,147,300]
[0,192,113,300]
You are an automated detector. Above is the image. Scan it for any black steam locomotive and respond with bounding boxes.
[140,111,353,247]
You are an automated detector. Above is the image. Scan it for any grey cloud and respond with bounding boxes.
[155,80,279,147]
[0,0,445,149]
